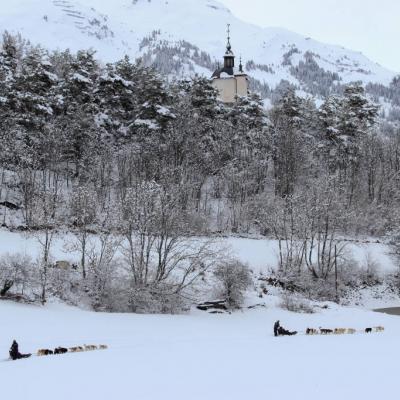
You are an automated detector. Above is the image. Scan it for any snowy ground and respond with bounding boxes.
[1,299,400,400]
[1,228,399,399]
[0,228,396,274]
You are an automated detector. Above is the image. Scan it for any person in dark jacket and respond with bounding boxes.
[9,340,31,360]
[274,320,280,337]
[277,326,297,336]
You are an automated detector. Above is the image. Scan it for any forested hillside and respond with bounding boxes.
[1,33,400,311]
[2,0,400,114]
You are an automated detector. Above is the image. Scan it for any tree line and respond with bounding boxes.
[1,32,400,309]
[2,31,400,241]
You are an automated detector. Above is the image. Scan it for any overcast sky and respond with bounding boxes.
[219,0,400,72]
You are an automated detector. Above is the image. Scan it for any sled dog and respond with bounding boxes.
[54,347,68,354]
[69,346,84,353]
[84,344,98,351]
[37,349,53,356]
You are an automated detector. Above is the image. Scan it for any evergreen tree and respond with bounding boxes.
[0,33,19,167]
[270,89,307,197]
[14,46,57,129]
[55,50,102,179]
[340,83,379,138]
[97,57,138,143]
[133,66,173,131]
[0,32,18,102]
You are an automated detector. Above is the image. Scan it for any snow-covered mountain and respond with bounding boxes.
[1,0,398,99]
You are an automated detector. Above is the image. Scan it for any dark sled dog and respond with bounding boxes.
[54,347,68,354]
[37,349,54,356]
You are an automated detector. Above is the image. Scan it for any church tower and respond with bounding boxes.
[211,25,249,103]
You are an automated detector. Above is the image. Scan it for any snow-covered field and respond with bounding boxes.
[1,298,400,400]
[1,227,400,399]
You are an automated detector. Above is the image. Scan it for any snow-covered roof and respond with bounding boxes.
[211,66,247,79]
[212,66,234,79]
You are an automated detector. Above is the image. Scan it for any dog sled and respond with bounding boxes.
[5,341,108,362]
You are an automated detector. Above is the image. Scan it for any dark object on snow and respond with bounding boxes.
[365,328,372,333]
[197,300,227,312]
[274,320,280,337]
[277,326,297,336]
[320,328,333,335]
[247,303,266,310]
[1,279,14,296]
[9,340,31,360]
[0,201,20,211]
[54,347,68,354]
[37,349,54,356]
[9,340,19,360]
[258,276,300,293]
[0,293,34,304]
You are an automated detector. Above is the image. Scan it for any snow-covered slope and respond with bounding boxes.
[0,0,397,92]
[0,229,397,277]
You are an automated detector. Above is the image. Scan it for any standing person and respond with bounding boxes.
[274,320,280,337]
[9,340,31,360]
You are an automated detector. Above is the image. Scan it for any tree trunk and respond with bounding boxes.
[0,280,14,296]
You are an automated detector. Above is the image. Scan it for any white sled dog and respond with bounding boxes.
[84,344,98,351]
[69,346,84,353]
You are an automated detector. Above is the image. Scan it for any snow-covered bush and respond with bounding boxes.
[357,253,383,286]
[128,283,187,314]
[280,292,314,314]
[214,260,252,309]
[0,253,35,297]
[46,266,83,305]
[385,272,400,295]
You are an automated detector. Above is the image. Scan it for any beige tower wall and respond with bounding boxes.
[212,75,249,103]
[235,75,249,98]
[212,78,237,103]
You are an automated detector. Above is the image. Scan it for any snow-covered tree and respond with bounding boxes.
[68,185,98,279]
[270,88,309,197]
[214,260,252,309]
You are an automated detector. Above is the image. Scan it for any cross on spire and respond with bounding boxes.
[223,24,235,69]
[226,23,231,52]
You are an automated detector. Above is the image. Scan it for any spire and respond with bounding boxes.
[226,23,232,53]
[239,55,243,73]
[224,24,234,69]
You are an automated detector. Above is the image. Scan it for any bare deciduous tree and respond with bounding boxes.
[120,181,221,312]
[214,260,252,309]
